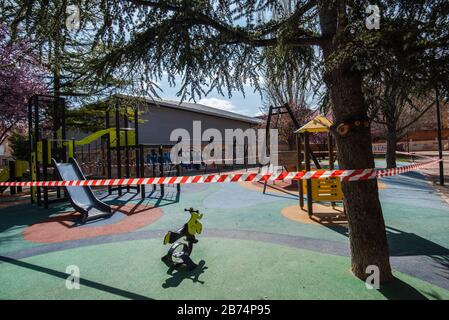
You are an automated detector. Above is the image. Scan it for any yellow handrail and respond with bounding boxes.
[72,128,115,146]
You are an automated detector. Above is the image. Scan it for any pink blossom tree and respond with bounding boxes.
[0,25,47,145]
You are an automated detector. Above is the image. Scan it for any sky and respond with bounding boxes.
[153,75,266,118]
[144,3,271,118]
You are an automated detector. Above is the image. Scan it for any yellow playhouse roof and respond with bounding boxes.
[295,115,333,133]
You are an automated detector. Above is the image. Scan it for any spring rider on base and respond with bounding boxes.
[161,208,203,270]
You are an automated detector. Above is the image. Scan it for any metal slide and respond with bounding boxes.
[52,158,113,223]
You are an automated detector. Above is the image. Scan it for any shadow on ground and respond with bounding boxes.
[101,189,180,211]
[0,202,71,245]
[0,255,153,300]
[318,221,449,257]
[379,277,429,300]
[162,260,208,289]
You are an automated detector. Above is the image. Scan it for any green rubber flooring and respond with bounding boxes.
[1,162,449,300]
[1,238,448,300]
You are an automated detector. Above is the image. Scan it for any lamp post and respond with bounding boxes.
[435,87,444,186]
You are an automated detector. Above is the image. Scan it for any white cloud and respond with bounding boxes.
[198,97,237,112]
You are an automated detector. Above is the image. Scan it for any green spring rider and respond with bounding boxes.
[161,208,203,270]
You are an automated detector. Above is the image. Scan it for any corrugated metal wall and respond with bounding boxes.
[138,104,256,145]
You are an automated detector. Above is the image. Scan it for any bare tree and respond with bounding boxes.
[261,44,319,149]
[367,85,435,168]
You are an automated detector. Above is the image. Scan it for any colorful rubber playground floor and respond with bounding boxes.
[1,165,449,300]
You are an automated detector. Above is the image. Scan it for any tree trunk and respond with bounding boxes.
[386,129,397,169]
[318,3,393,283]
[288,136,295,151]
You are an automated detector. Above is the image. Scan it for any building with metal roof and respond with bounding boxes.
[108,94,262,146]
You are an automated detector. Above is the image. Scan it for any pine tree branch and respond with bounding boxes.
[128,0,324,47]
[397,100,435,132]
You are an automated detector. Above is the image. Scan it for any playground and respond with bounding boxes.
[0,98,448,300]
[1,156,449,299]
[0,0,448,305]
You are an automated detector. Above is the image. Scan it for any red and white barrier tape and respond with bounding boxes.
[0,158,440,188]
